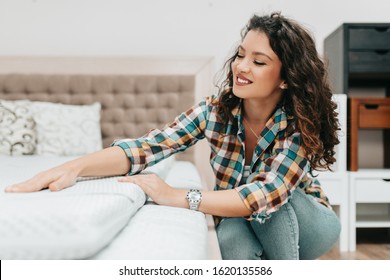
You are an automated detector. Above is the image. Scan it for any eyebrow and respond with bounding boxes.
[238,45,273,61]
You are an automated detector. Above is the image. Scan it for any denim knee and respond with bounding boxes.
[290,188,341,259]
[250,202,299,260]
[216,217,263,260]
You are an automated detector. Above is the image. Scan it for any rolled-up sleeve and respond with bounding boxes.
[235,131,309,223]
[111,97,210,175]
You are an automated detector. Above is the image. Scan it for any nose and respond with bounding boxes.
[236,59,250,73]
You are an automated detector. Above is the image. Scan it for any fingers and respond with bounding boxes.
[48,175,75,192]
[118,175,147,197]
[117,173,173,205]
[117,174,157,193]
[117,176,135,184]
[5,177,45,193]
[118,176,142,186]
[5,170,75,193]
[118,173,157,184]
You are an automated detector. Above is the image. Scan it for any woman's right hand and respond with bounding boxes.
[5,164,79,193]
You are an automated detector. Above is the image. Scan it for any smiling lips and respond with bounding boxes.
[236,74,253,86]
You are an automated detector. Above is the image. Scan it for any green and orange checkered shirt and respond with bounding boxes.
[112,95,331,223]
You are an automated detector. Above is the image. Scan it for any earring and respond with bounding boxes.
[280,85,287,90]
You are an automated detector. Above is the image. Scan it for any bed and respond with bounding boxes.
[0,56,220,260]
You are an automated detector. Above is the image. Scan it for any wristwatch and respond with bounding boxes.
[186,189,202,211]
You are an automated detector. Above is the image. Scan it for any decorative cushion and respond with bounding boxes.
[0,100,37,155]
[31,102,102,156]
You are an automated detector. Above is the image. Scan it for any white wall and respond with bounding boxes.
[1,0,389,74]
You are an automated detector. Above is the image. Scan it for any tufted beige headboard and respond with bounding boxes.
[0,57,215,165]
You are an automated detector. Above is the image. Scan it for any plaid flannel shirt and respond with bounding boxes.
[112,95,331,223]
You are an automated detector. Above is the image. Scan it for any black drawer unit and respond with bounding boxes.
[324,23,390,95]
[349,27,390,50]
[349,51,390,73]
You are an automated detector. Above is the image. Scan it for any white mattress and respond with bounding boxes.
[0,156,209,260]
[91,161,208,260]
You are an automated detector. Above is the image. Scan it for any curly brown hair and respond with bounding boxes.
[216,12,340,171]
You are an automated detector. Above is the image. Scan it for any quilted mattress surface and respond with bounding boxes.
[0,156,147,259]
[0,156,209,260]
[92,161,208,260]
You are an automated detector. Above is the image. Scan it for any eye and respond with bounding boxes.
[236,53,244,59]
[254,60,266,66]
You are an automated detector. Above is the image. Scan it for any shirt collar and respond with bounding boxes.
[255,106,289,157]
[231,98,243,120]
[231,99,245,140]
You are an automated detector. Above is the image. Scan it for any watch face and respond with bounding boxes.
[188,192,200,201]
[187,189,202,210]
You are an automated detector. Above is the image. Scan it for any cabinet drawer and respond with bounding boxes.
[355,179,390,202]
[349,27,390,50]
[358,102,390,128]
[349,51,390,73]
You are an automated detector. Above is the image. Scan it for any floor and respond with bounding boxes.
[320,228,390,260]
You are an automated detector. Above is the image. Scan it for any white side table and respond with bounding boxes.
[349,170,390,251]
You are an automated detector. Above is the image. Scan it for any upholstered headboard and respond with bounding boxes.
[0,57,214,163]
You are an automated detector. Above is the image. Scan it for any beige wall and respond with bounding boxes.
[0,0,389,73]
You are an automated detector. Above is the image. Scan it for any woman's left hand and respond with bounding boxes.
[118,173,177,205]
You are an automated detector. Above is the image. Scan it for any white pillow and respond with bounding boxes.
[0,100,37,155]
[31,102,102,156]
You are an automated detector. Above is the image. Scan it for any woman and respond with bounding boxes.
[5,12,341,259]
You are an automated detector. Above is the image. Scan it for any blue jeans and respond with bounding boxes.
[216,188,341,260]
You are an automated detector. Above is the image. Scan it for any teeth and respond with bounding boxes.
[238,77,250,84]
